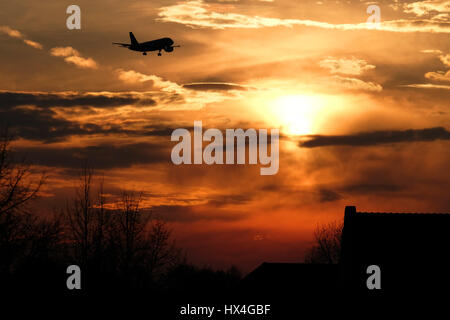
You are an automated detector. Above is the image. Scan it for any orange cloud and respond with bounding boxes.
[23,39,43,50]
[403,83,450,89]
[425,70,450,82]
[115,69,183,92]
[50,46,98,69]
[440,54,450,67]
[404,0,450,20]
[0,25,22,38]
[0,25,43,49]
[419,50,450,83]
[319,57,376,75]
[331,75,382,92]
[157,0,450,33]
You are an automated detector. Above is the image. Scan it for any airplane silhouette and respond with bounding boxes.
[113,32,180,56]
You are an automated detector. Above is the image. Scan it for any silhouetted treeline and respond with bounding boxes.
[0,130,241,294]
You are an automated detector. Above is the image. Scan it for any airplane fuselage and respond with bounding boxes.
[130,37,174,53]
[114,33,178,56]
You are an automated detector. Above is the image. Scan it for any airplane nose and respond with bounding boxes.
[169,39,174,45]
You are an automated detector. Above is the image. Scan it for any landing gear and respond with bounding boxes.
[143,52,147,55]
[158,50,162,56]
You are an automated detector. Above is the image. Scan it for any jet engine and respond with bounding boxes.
[164,46,174,52]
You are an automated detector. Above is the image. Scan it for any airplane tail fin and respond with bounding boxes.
[129,32,139,46]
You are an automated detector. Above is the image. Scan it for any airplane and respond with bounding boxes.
[113,32,180,56]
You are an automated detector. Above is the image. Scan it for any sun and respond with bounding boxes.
[275,95,320,135]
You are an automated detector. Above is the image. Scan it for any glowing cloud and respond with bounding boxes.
[319,57,376,75]
[425,70,450,81]
[404,0,450,20]
[331,75,382,92]
[116,69,183,92]
[403,83,450,89]
[0,25,43,49]
[157,0,450,33]
[50,46,98,69]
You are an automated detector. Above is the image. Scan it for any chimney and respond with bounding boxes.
[345,205,356,217]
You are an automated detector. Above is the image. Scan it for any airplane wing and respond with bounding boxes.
[113,42,131,48]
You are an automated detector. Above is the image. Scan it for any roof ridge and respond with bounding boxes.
[357,211,450,215]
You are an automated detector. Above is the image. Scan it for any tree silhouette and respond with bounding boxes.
[0,128,44,216]
[0,128,47,275]
[0,130,238,294]
[0,128,63,292]
[64,167,181,290]
[304,221,343,264]
[107,190,181,287]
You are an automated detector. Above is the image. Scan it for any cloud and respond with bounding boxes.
[0,90,157,109]
[116,69,250,93]
[319,57,376,75]
[0,25,43,49]
[0,27,96,67]
[0,90,228,142]
[425,70,450,81]
[318,57,380,91]
[182,82,251,91]
[150,204,246,222]
[115,69,248,109]
[402,83,450,89]
[50,47,80,57]
[440,53,450,67]
[157,0,450,33]
[318,189,342,203]
[116,69,183,92]
[421,49,443,54]
[16,142,170,169]
[50,46,98,69]
[300,127,450,148]
[331,75,382,92]
[420,50,449,67]
[416,51,450,84]
[404,0,450,20]
[23,39,43,50]
[0,25,22,38]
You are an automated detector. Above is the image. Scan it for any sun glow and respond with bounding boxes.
[273,95,322,136]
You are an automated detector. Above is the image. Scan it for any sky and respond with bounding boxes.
[1,0,449,272]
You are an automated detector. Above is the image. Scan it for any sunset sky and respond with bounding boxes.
[1,0,449,272]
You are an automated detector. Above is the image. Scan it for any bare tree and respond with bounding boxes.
[64,172,181,288]
[0,128,44,216]
[109,190,181,283]
[114,190,146,275]
[65,165,95,267]
[143,219,181,277]
[304,221,343,264]
[23,213,63,264]
[0,129,46,273]
[91,177,112,273]
[65,166,115,272]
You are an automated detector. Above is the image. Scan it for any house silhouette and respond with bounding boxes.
[341,205,450,293]
[242,206,450,296]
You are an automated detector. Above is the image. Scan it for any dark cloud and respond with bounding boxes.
[1,106,95,142]
[0,91,157,109]
[0,100,185,142]
[182,82,250,91]
[318,189,342,203]
[16,142,170,169]
[0,106,170,142]
[151,204,246,222]
[341,183,404,195]
[300,127,450,148]
[207,193,253,207]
